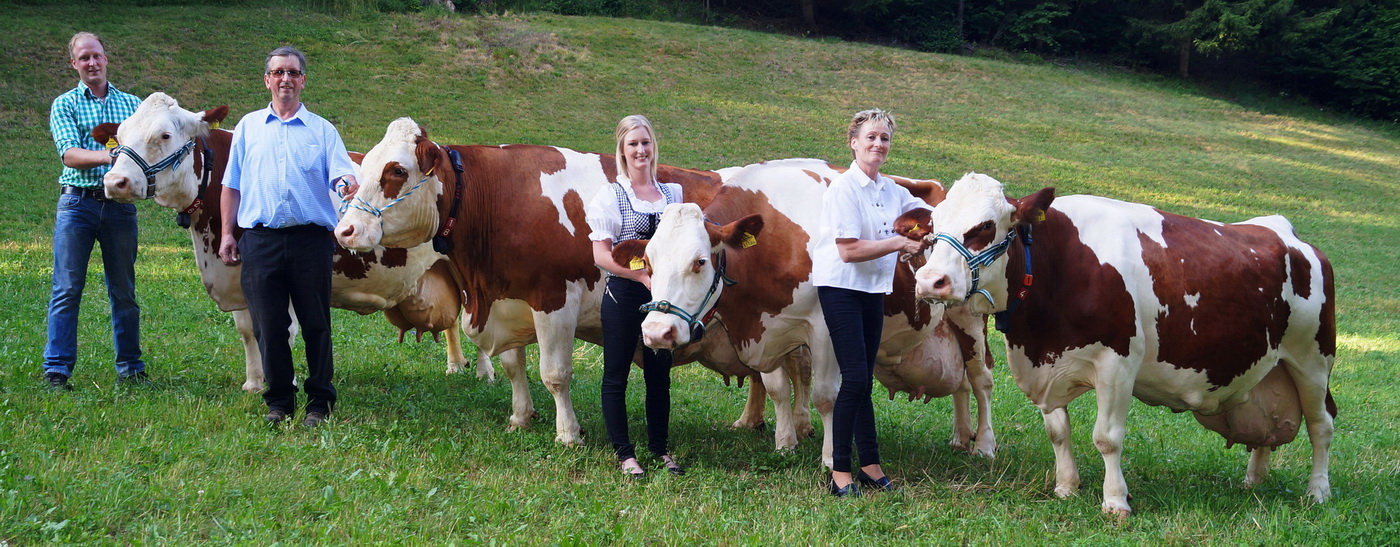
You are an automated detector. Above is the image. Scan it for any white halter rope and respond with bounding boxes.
[339,165,435,218]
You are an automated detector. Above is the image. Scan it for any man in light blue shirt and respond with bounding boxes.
[44,32,146,391]
[218,45,358,427]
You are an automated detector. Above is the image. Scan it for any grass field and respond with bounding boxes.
[1,2,1397,544]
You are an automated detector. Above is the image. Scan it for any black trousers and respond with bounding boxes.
[600,276,673,461]
[818,286,885,473]
[239,225,336,415]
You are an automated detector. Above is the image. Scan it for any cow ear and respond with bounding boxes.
[348,151,365,166]
[716,214,764,250]
[414,134,440,175]
[1012,187,1055,225]
[202,106,229,127]
[894,208,933,240]
[612,240,649,272]
[92,123,120,147]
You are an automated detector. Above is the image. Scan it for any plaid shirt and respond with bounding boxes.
[49,82,141,188]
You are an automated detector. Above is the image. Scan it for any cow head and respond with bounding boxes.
[336,117,443,251]
[99,92,227,208]
[907,172,1054,315]
[622,203,763,349]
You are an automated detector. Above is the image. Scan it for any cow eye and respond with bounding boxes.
[393,167,408,178]
[161,133,171,140]
[690,257,707,273]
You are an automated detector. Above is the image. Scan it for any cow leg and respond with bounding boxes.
[499,347,535,431]
[536,303,582,445]
[442,322,474,378]
[1284,356,1334,503]
[965,349,997,459]
[785,347,815,440]
[232,309,264,392]
[731,376,768,430]
[807,335,840,470]
[950,383,975,452]
[473,351,496,383]
[1043,407,1079,498]
[1091,376,1134,516]
[1244,447,1272,487]
[762,368,798,451]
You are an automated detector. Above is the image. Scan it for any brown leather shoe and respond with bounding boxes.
[302,411,327,428]
[265,408,291,423]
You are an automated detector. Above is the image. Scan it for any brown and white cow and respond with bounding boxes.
[614,159,997,467]
[337,117,838,449]
[899,172,1335,515]
[98,93,485,391]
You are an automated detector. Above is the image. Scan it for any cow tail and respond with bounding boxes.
[1325,389,1338,418]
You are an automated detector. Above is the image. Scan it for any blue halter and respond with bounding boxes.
[109,139,196,199]
[929,226,1018,308]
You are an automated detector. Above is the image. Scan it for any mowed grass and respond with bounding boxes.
[1,2,1397,544]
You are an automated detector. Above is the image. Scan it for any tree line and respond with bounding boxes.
[482,0,1399,123]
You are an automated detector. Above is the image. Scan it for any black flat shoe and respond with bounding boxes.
[621,459,646,480]
[855,470,897,492]
[828,479,862,498]
[660,454,685,476]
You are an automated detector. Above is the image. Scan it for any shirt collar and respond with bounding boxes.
[263,102,307,124]
[848,160,885,191]
[79,81,111,101]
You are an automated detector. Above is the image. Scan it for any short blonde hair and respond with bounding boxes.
[846,108,897,141]
[68,32,105,60]
[614,114,658,184]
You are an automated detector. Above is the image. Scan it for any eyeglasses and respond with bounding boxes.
[266,69,304,78]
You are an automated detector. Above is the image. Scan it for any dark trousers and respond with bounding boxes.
[600,276,673,461]
[239,225,336,415]
[818,286,885,473]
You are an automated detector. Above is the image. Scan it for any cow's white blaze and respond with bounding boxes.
[337,117,442,251]
[641,203,714,348]
[915,173,1016,314]
[104,92,208,209]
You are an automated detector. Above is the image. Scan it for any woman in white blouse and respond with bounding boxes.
[586,115,685,479]
[812,109,929,497]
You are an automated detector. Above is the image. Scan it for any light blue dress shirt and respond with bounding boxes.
[223,103,356,230]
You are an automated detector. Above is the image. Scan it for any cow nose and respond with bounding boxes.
[929,274,954,299]
[917,273,955,300]
[338,224,356,239]
[110,176,130,193]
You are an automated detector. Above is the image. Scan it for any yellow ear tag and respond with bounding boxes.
[629,257,646,270]
[911,222,921,232]
[1034,210,1047,222]
[105,138,118,150]
[740,232,757,249]
[210,120,221,130]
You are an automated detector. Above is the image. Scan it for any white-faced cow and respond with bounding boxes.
[337,117,833,448]
[98,93,485,391]
[898,172,1335,515]
[613,159,998,467]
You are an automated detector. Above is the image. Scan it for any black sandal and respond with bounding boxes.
[621,458,646,480]
[660,454,685,476]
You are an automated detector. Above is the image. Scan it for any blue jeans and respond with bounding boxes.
[44,192,144,377]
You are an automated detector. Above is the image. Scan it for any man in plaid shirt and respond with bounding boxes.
[44,32,146,391]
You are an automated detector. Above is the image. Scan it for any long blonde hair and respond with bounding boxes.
[614,114,658,184]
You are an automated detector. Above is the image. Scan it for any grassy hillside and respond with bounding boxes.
[1,2,1396,543]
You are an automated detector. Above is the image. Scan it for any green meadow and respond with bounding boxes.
[1,2,1396,544]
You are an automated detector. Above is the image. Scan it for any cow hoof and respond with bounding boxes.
[1307,482,1331,503]
[556,433,583,446]
[797,426,815,439]
[1102,503,1132,521]
[730,419,766,431]
[972,446,996,460]
[242,381,264,392]
[1053,484,1077,499]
